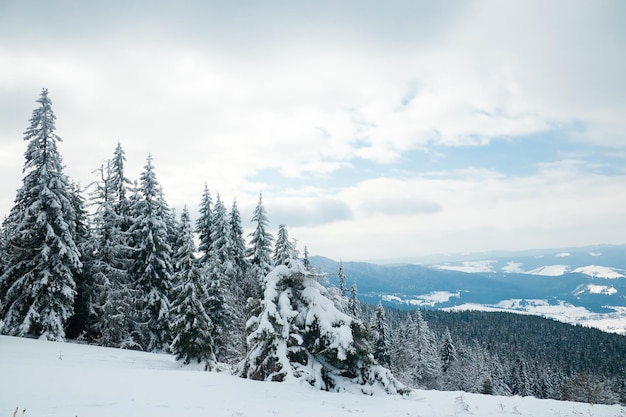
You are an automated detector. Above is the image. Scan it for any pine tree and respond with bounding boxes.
[206,194,238,362]
[302,246,312,271]
[227,198,253,360]
[273,224,295,266]
[410,310,442,388]
[511,357,532,396]
[241,260,406,394]
[229,198,248,281]
[372,302,392,367]
[439,327,457,373]
[128,155,173,351]
[337,260,347,297]
[169,207,216,367]
[391,310,441,389]
[90,160,137,348]
[347,281,361,319]
[110,142,133,230]
[0,89,82,341]
[66,182,97,340]
[247,194,274,278]
[195,184,213,265]
[162,195,179,260]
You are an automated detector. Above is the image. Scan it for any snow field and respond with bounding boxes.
[1,335,623,417]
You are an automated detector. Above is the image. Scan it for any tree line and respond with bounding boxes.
[0,89,405,393]
[0,89,296,354]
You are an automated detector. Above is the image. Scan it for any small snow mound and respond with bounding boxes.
[556,252,570,258]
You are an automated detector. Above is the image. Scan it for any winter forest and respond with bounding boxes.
[0,90,624,404]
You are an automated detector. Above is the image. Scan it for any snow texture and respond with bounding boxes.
[0,335,623,417]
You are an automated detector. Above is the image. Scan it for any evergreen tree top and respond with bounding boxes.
[22,88,64,175]
[24,88,59,141]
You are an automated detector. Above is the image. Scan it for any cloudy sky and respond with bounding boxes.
[1,1,625,261]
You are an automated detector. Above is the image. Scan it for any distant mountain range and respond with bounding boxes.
[310,244,626,335]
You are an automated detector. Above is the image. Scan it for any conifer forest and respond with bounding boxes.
[0,90,624,404]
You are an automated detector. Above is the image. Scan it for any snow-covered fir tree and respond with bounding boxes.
[439,327,457,374]
[205,194,239,362]
[169,207,216,368]
[127,155,173,351]
[247,194,274,277]
[89,158,138,348]
[302,246,312,271]
[241,260,406,394]
[371,302,392,367]
[391,310,441,389]
[228,198,249,286]
[0,89,82,341]
[110,142,133,230]
[337,260,347,297]
[347,281,361,319]
[273,224,295,266]
[162,195,179,261]
[227,198,253,358]
[510,357,533,397]
[66,182,97,340]
[195,184,213,265]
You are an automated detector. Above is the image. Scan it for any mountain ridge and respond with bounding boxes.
[310,244,626,334]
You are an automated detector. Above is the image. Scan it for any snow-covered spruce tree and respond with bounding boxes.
[439,327,457,374]
[371,302,392,367]
[347,281,362,319]
[229,198,249,283]
[0,89,81,341]
[231,199,257,300]
[391,310,441,389]
[89,160,138,348]
[66,182,98,340]
[273,224,295,266]
[241,260,407,394]
[510,357,533,397]
[127,155,173,351]
[247,194,274,278]
[337,260,347,297]
[169,207,216,368]
[110,142,133,231]
[227,198,254,359]
[195,183,213,266]
[206,194,238,362]
[302,246,312,272]
[162,193,179,254]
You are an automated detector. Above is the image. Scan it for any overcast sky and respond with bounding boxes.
[1,1,625,261]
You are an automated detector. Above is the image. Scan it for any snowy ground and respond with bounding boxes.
[1,336,623,417]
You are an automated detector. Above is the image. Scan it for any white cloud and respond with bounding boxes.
[0,1,625,260]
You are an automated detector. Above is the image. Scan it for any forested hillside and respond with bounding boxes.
[375,306,626,404]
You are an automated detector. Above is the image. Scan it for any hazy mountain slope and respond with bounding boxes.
[310,245,626,334]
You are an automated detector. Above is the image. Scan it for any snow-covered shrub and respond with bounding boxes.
[241,260,407,394]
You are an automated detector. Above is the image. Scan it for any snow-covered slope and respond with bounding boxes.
[573,265,625,279]
[1,335,622,417]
